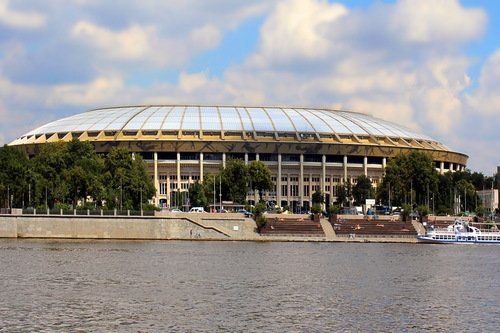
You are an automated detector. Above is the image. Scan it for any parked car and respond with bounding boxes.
[237,209,253,217]
[170,208,182,213]
[189,207,206,213]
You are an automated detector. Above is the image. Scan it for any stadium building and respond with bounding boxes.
[10,105,468,211]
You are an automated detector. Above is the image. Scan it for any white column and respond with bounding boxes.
[222,152,226,169]
[450,163,454,172]
[321,155,326,193]
[256,153,260,161]
[363,156,368,176]
[154,152,159,206]
[277,153,282,206]
[199,152,204,182]
[343,155,348,183]
[244,153,248,166]
[176,152,181,190]
[440,161,444,174]
[322,154,326,210]
[299,154,304,208]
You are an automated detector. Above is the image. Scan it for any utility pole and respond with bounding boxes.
[219,175,222,212]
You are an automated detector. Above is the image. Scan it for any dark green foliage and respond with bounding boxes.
[352,175,373,206]
[188,181,208,209]
[312,190,324,205]
[311,203,322,214]
[335,181,351,207]
[102,147,155,210]
[1,140,155,210]
[0,145,30,208]
[248,160,273,200]
[378,151,438,207]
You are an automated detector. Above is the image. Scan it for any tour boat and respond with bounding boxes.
[417,219,500,244]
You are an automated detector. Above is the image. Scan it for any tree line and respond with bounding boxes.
[185,158,274,210]
[0,140,155,211]
[1,141,497,215]
[336,151,498,216]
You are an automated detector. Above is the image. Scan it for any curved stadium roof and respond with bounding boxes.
[10,105,470,165]
[17,105,433,141]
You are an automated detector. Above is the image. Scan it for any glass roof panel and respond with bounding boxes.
[181,106,200,130]
[218,107,243,131]
[122,107,157,130]
[235,107,254,132]
[103,107,141,130]
[199,106,221,131]
[162,106,185,130]
[287,109,316,132]
[324,111,367,134]
[141,106,173,130]
[246,107,274,131]
[265,108,296,132]
[302,109,350,133]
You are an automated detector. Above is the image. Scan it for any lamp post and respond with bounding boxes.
[219,175,222,212]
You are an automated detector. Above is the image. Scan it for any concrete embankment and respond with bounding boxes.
[0,213,257,240]
[0,213,417,243]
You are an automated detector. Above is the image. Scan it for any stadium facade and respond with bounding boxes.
[10,105,468,211]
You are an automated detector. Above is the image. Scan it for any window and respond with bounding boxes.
[181,175,189,180]
[281,185,288,196]
[312,185,320,192]
[160,183,167,195]
[281,177,288,182]
[325,186,330,192]
[290,177,299,182]
[303,177,309,182]
[290,185,299,196]
[304,185,310,196]
[312,177,320,183]
[170,183,177,190]
[170,175,177,180]
[159,175,168,180]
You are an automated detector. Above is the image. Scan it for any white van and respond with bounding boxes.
[189,207,205,213]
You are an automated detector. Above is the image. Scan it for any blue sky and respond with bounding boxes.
[0,0,498,174]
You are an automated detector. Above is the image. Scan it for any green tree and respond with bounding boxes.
[64,139,104,207]
[352,175,373,206]
[248,160,273,201]
[0,145,30,208]
[335,181,351,207]
[221,158,249,204]
[102,147,155,210]
[379,151,438,207]
[312,190,324,205]
[31,142,70,208]
[189,181,208,209]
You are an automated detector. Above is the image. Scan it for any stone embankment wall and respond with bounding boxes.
[0,214,258,240]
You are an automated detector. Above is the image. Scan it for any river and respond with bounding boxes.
[0,239,498,332]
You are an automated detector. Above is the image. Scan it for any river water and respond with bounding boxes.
[0,240,498,332]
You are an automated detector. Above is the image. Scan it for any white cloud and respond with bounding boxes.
[190,24,222,50]
[390,0,486,44]
[255,0,347,64]
[179,72,210,94]
[0,0,46,29]
[48,76,124,106]
[72,21,162,61]
[466,50,500,116]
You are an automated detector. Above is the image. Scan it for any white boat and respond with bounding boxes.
[417,219,500,244]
